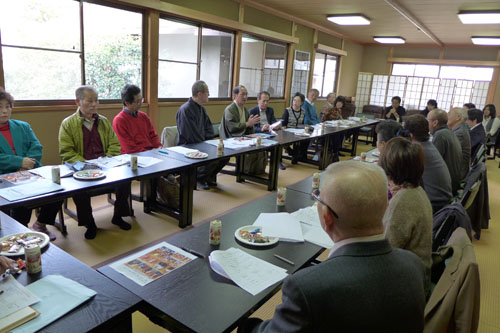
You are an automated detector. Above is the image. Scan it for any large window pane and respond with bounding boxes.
[159,19,198,63]
[84,3,142,99]
[291,50,310,96]
[240,36,265,97]
[159,62,197,98]
[392,64,415,76]
[3,48,80,100]
[414,64,439,78]
[322,55,338,96]
[0,0,80,50]
[312,53,325,96]
[263,43,286,97]
[200,28,233,98]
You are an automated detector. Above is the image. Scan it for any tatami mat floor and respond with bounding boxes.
[29,144,499,332]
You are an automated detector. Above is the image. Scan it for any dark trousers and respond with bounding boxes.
[72,182,131,227]
[197,158,229,182]
[5,201,62,227]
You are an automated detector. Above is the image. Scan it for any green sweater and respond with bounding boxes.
[58,109,121,163]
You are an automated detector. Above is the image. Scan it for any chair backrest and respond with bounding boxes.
[432,214,457,252]
[361,104,384,118]
[160,126,179,147]
[462,179,481,210]
[355,112,375,119]
[341,103,355,119]
[471,144,485,167]
[212,122,220,138]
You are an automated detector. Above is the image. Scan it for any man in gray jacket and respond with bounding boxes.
[428,109,463,195]
[448,107,471,181]
[240,161,426,332]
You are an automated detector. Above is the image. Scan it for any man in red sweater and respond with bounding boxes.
[113,84,162,154]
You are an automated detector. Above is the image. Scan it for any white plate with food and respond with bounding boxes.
[184,151,208,159]
[235,225,279,247]
[0,232,49,256]
[73,169,106,180]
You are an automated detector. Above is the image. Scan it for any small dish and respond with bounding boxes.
[234,226,279,246]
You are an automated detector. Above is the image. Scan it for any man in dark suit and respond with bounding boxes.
[466,108,486,158]
[240,161,426,333]
[248,91,279,133]
[384,96,406,123]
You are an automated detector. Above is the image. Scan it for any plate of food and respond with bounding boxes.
[0,232,49,256]
[235,226,279,247]
[73,169,106,180]
[184,151,208,159]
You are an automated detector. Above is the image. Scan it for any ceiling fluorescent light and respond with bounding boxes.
[327,15,370,25]
[373,37,405,44]
[471,37,500,45]
[458,11,500,24]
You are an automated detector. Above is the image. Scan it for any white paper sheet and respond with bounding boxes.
[283,128,304,134]
[12,275,96,333]
[0,180,64,201]
[86,155,131,169]
[291,206,334,248]
[0,275,40,319]
[209,248,288,296]
[252,212,304,242]
[110,242,196,286]
[165,146,199,155]
[136,156,162,168]
[30,165,74,179]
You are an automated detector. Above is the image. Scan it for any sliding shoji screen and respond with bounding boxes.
[452,79,474,108]
[405,77,424,110]
[385,76,406,106]
[471,81,490,110]
[437,79,456,112]
[419,78,440,110]
[355,72,372,114]
[369,75,388,108]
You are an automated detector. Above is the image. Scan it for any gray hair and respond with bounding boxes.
[456,107,468,121]
[192,80,208,97]
[75,86,97,100]
[326,92,335,100]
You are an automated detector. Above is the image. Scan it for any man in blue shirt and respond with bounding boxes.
[303,88,320,125]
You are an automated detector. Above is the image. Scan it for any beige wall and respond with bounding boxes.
[338,40,364,97]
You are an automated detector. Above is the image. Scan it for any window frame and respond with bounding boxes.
[312,51,340,98]
[239,34,288,100]
[0,0,145,105]
[157,15,235,102]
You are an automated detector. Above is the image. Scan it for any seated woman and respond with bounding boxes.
[379,137,433,295]
[282,92,308,163]
[420,99,437,117]
[0,87,61,241]
[320,95,346,162]
[482,104,500,148]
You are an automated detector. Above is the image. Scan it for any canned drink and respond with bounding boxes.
[209,220,222,245]
[276,187,287,206]
[25,244,42,274]
[217,138,224,156]
[256,136,262,147]
[360,152,367,162]
[304,125,310,133]
[130,155,138,171]
[312,172,321,189]
[51,166,60,184]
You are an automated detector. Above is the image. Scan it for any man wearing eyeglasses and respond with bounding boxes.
[113,84,162,154]
[241,161,425,332]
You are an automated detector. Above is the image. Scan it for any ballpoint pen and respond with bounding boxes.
[181,246,205,259]
[274,254,295,266]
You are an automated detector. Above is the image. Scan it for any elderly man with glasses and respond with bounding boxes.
[240,161,426,332]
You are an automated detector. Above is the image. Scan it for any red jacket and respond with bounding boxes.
[112,109,161,154]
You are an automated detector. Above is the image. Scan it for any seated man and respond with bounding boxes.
[448,107,471,181]
[176,80,229,190]
[405,114,452,212]
[248,91,278,133]
[384,96,406,123]
[375,119,402,154]
[427,109,462,195]
[113,84,162,154]
[302,88,320,125]
[59,86,132,240]
[241,161,426,332]
[219,86,266,175]
[467,108,486,158]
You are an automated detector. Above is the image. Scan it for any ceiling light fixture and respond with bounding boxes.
[458,11,500,24]
[327,14,371,25]
[471,36,500,45]
[373,36,406,44]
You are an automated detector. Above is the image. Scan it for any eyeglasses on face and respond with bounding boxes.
[312,190,339,219]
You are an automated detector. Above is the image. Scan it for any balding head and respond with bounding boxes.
[318,161,387,241]
[427,109,448,133]
[448,107,466,129]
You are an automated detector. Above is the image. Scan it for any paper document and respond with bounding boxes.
[86,155,130,169]
[0,180,64,201]
[11,275,97,333]
[269,120,282,130]
[291,206,334,248]
[283,128,304,134]
[165,146,199,155]
[1,171,41,184]
[209,247,288,296]
[30,165,74,179]
[110,242,197,286]
[0,275,40,319]
[253,212,304,242]
[136,156,162,168]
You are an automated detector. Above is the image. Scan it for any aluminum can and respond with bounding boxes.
[51,166,60,184]
[256,136,262,146]
[360,152,367,162]
[25,244,42,274]
[276,187,287,206]
[209,220,222,245]
[217,139,224,156]
[312,172,321,189]
[130,155,138,171]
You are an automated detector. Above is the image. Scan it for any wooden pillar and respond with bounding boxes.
[284,22,297,106]
[486,50,500,104]
[233,31,242,88]
[307,29,318,93]
[0,29,5,87]
[146,10,159,131]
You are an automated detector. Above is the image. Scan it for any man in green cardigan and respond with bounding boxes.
[58,86,132,239]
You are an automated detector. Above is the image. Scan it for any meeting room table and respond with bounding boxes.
[0,212,141,332]
[97,189,324,333]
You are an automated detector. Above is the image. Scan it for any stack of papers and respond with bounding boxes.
[30,165,74,179]
[86,155,130,169]
[165,146,200,155]
[282,128,304,134]
[209,247,288,295]
[0,179,64,201]
[0,275,40,332]
[252,213,304,242]
[291,206,334,248]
